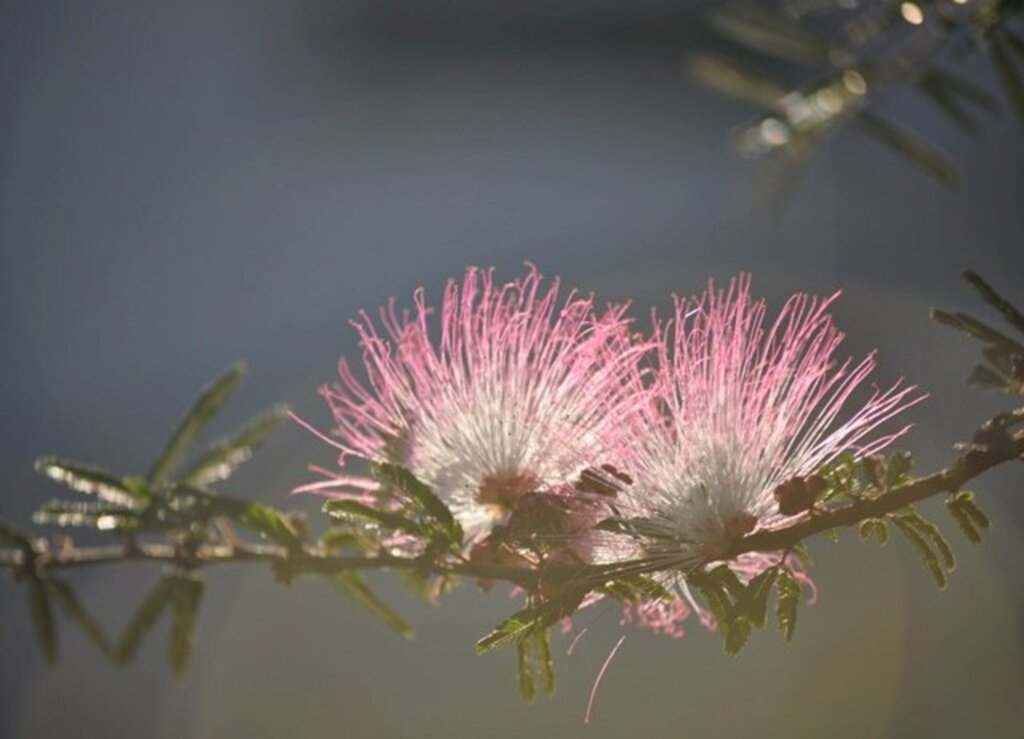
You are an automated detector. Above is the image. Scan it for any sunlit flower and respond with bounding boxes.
[618,274,924,569]
[306,265,649,540]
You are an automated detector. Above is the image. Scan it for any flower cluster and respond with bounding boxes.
[302,266,923,637]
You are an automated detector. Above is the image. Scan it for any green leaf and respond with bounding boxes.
[476,589,587,654]
[173,485,302,550]
[28,577,57,666]
[775,570,800,642]
[818,451,858,502]
[597,575,672,605]
[967,364,1015,392]
[323,499,424,536]
[895,512,956,572]
[515,630,555,702]
[891,515,948,589]
[372,463,463,545]
[168,573,204,674]
[34,457,144,508]
[858,518,889,546]
[320,528,374,554]
[147,364,245,487]
[741,568,779,629]
[931,308,1024,355]
[884,451,914,489]
[114,576,176,665]
[823,528,840,543]
[236,503,303,550]
[517,639,536,703]
[332,572,414,640]
[46,577,113,659]
[855,111,958,187]
[535,630,555,696]
[946,491,991,545]
[180,405,289,486]
[690,567,749,655]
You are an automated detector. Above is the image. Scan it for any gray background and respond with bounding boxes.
[1,2,1022,737]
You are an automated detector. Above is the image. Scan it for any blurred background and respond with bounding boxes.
[1,1,1022,737]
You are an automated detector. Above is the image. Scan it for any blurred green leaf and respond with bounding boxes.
[180,405,289,486]
[0,522,33,549]
[28,577,57,666]
[148,364,244,487]
[114,576,176,665]
[690,55,786,110]
[855,111,958,187]
[917,69,1000,134]
[709,3,832,67]
[47,577,113,658]
[173,486,302,550]
[332,572,414,640]
[34,457,144,509]
[33,500,138,531]
[990,31,1024,120]
[168,573,204,674]
[320,527,375,554]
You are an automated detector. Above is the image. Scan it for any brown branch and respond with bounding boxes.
[2,431,1021,592]
[0,540,537,588]
[729,428,1024,557]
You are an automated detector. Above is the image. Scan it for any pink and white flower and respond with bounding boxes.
[307,265,650,540]
[617,274,925,569]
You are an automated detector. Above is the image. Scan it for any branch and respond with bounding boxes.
[0,540,537,588]
[730,428,1024,556]
[3,428,1022,590]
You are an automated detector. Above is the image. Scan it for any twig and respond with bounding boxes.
[730,428,1024,556]
[0,540,536,588]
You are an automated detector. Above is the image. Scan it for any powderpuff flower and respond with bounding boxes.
[617,274,924,570]
[307,266,650,540]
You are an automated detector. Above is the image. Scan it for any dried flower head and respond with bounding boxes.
[618,274,924,568]
[307,266,649,540]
